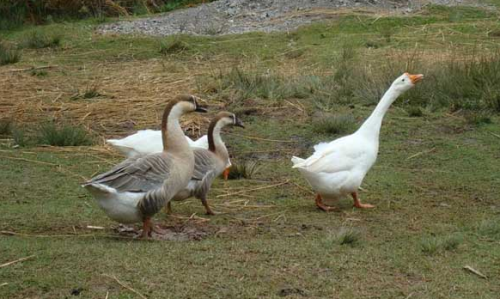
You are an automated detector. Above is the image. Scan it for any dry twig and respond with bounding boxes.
[0,255,35,268]
[463,265,487,279]
[217,180,289,198]
[102,274,147,299]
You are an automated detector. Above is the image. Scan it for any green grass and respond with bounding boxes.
[1,4,500,299]
[20,30,62,49]
[0,42,20,65]
[312,114,356,135]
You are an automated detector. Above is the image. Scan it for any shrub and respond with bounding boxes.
[159,38,190,55]
[20,31,62,49]
[312,114,356,135]
[0,42,21,65]
[37,123,93,146]
[227,160,261,180]
[0,119,12,135]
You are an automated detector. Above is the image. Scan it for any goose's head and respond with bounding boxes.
[391,73,424,93]
[215,112,245,129]
[174,95,208,113]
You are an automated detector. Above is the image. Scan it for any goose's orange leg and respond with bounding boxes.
[351,192,375,209]
[223,168,230,180]
[315,194,335,212]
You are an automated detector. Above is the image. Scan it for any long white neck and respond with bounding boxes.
[162,104,190,152]
[356,86,401,141]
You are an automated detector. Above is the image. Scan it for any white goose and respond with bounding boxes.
[291,73,423,211]
[107,126,232,180]
[83,95,208,238]
[107,131,208,157]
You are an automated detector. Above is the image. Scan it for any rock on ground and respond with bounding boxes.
[98,0,490,36]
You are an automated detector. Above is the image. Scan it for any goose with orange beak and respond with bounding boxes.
[292,73,424,211]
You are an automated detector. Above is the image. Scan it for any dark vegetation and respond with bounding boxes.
[0,0,215,29]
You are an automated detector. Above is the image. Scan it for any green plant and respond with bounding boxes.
[0,119,12,135]
[312,114,356,135]
[12,126,29,147]
[83,84,101,99]
[20,31,62,49]
[159,38,190,55]
[477,220,500,240]
[37,123,93,146]
[463,111,492,126]
[420,237,442,254]
[406,106,424,117]
[0,42,21,65]
[335,228,361,246]
[227,160,261,180]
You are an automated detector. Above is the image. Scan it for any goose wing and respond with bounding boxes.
[293,136,364,174]
[86,153,172,193]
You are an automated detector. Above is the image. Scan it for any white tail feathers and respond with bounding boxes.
[83,183,117,197]
[291,156,305,168]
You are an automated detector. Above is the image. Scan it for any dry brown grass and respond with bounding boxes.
[0,59,225,139]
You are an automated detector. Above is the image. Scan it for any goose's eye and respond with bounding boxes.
[402,79,405,82]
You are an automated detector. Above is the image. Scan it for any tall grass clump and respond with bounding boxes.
[0,119,12,135]
[37,123,93,146]
[477,220,500,240]
[0,42,21,65]
[312,114,356,135]
[420,233,463,255]
[212,67,314,104]
[159,38,190,55]
[322,228,361,248]
[20,31,62,49]
[227,160,261,180]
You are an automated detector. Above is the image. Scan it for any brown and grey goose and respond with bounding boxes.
[83,95,207,238]
[168,112,244,215]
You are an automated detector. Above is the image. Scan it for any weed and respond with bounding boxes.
[20,31,62,49]
[227,160,261,180]
[322,228,361,247]
[83,84,101,99]
[442,234,464,251]
[159,38,190,55]
[312,114,356,135]
[463,111,492,126]
[0,42,21,65]
[37,123,93,146]
[406,106,424,117]
[12,127,29,147]
[420,237,442,254]
[214,67,313,104]
[335,228,361,246]
[0,119,12,135]
[420,234,463,254]
[477,220,500,240]
[30,69,48,77]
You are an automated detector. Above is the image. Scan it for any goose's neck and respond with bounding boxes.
[208,121,229,160]
[161,103,190,152]
[356,86,401,140]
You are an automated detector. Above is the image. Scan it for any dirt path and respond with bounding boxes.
[98,0,488,36]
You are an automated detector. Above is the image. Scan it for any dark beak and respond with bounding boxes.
[234,117,245,128]
[194,99,208,113]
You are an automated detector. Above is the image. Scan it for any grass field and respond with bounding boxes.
[1,3,500,299]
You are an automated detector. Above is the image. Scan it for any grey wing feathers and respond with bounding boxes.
[86,153,172,192]
[192,149,219,181]
[194,170,217,199]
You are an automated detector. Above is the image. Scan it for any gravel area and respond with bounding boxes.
[98,0,489,36]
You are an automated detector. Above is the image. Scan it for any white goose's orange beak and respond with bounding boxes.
[408,73,424,84]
